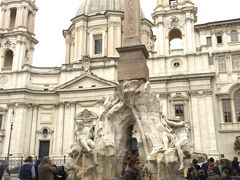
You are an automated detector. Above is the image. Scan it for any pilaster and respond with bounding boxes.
[55,103,65,155]
[29,105,39,156]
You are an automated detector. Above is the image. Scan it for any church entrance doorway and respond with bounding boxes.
[39,141,50,160]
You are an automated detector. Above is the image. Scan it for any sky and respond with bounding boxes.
[19,0,240,67]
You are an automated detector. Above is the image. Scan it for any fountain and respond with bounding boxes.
[65,0,205,179]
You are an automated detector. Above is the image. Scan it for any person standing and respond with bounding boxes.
[187,163,198,180]
[222,169,233,180]
[0,163,4,180]
[38,156,57,180]
[193,159,201,172]
[123,156,141,180]
[232,157,240,171]
[198,169,207,180]
[18,156,35,180]
[57,166,67,180]
[34,159,41,180]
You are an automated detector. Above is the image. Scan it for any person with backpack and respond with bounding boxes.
[18,156,35,180]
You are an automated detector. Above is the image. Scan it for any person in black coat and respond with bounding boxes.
[123,156,141,180]
[193,159,201,172]
[198,169,207,180]
[232,157,240,171]
[57,166,67,180]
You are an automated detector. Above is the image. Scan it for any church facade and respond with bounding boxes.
[0,0,240,163]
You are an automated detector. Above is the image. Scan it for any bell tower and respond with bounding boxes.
[153,0,197,56]
[0,0,38,72]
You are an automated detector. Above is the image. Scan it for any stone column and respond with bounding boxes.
[0,8,6,29]
[31,13,36,33]
[12,104,28,156]
[2,109,12,156]
[89,34,93,57]
[18,42,26,70]
[205,96,219,156]
[74,29,79,60]
[55,103,65,155]
[156,20,165,56]
[15,7,21,27]
[4,9,10,29]
[29,105,39,155]
[23,8,28,27]
[102,32,105,56]
[185,17,196,53]
[65,35,70,64]
[108,18,114,57]
[190,95,202,152]
[12,40,21,71]
[69,102,76,150]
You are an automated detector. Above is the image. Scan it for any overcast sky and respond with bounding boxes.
[25,0,240,67]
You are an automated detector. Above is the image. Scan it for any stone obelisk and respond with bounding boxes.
[117,0,149,82]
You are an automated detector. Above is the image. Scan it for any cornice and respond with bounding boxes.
[150,72,215,82]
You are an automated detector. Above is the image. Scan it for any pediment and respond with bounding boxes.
[56,73,117,91]
[169,94,189,101]
[75,109,98,124]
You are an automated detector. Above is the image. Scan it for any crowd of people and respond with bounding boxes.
[0,156,67,180]
[186,157,240,180]
[1,155,240,180]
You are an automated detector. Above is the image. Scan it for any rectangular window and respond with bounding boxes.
[94,35,102,54]
[218,56,226,72]
[217,35,223,44]
[0,115,2,129]
[232,54,240,71]
[222,99,232,122]
[175,104,184,121]
[206,37,212,46]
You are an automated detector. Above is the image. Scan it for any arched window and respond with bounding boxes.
[169,28,183,55]
[231,30,238,42]
[216,32,223,44]
[3,50,13,69]
[234,89,240,122]
[10,8,17,28]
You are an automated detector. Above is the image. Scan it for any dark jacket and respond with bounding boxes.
[123,169,141,180]
[187,167,198,180]
[202,162,209,174]
[198,174,207,180]
[0,164,4,180]
[18,162,35,180]
[232,161,240,170]
[58,170,68,180]
[38,162,57,180]
[207,171,221,180]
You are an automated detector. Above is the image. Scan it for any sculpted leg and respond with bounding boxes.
[175,144,184,170]
[80,139,91,152]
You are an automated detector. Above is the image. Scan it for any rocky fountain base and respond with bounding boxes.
[66,80,205,180]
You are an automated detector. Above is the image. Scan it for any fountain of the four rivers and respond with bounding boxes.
[65,0,205,179]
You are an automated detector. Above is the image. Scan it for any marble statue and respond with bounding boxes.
[74,120,95,153]
[66,80,194,179]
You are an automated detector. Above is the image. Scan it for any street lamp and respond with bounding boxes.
[6,109,15,167]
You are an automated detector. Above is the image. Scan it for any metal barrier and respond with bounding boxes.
[0,156,69,170]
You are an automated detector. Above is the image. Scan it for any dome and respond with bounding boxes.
[76,0,144,18]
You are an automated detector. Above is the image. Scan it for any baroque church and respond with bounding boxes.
[0,0,240,163]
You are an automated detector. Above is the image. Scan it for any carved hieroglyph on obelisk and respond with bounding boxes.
[123,0,141,46]
[117,0,149,82]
